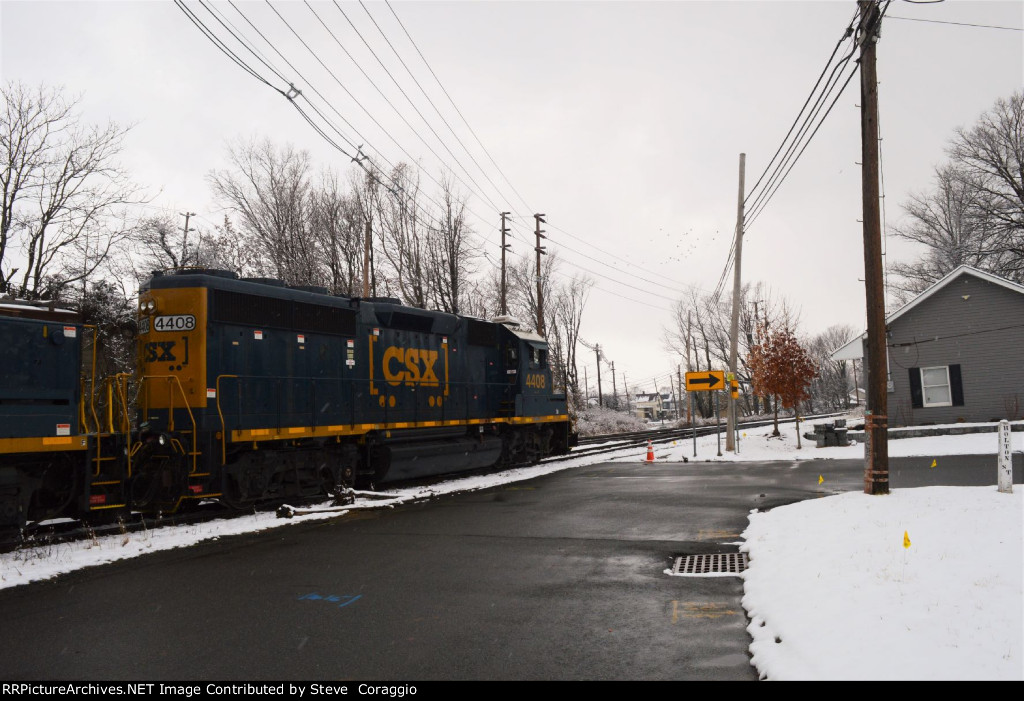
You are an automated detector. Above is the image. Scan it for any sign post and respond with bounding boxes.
[998,420,1013,494]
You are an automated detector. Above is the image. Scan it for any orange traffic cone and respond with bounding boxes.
[645,440,655,463]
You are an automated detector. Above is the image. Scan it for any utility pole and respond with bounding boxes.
[500,212,511,315]
[180,211,196,268]
[362,219,372,297]
[677,366,684,421]
[534,213,547,336]
[685,313,692,424]
[610,361,618,409]
[595,344,603,408]
[727,154,746,452]
[859,0,888,496]
[623,372,630,414]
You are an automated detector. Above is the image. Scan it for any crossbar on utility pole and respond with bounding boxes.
[859,0,889,495]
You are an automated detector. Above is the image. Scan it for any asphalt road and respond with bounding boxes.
[0,453,1018,681]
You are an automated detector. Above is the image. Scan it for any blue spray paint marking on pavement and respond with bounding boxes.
[298,593,363,608]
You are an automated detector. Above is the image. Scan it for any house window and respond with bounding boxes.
[909,364,963,409]
[920,366,952,407]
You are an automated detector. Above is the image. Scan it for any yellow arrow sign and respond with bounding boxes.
[685,370,725,392]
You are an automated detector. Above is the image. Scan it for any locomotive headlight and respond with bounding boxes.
[158,434,167,446]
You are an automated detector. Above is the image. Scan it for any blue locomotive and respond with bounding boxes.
[0,269,574,527]
[0,298,130,527]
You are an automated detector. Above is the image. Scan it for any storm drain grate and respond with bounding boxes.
[671,553,748,576]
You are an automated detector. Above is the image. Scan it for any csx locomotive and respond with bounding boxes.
[0,269,574,528]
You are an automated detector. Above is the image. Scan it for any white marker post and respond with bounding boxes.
[997,420,1013,494]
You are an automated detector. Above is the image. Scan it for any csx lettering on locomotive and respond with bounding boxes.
[381,346,440,387]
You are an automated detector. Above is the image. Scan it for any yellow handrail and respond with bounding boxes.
[215,374,238,465]
[138,374,199,474]
[84,325,100,434]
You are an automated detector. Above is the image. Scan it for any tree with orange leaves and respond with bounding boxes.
[747,326,818,446]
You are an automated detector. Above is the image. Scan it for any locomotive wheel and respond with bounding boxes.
[28,454,80,522]
[130,454,187,512]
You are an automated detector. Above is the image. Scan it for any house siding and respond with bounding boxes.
[884,273,1024,426]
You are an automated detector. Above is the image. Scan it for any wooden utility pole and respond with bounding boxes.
[500,212,511,315]
[726,154,746,451]
[677,366,684,422]
[685,313,692,424]
[858,0,889,495]
[610,361,618,409]
[594,344,603,408]
[362,219,372,297]
[534,213,547,336]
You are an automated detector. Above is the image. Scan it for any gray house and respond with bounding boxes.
[832,266,1024,427]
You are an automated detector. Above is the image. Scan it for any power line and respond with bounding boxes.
[886,15,1023,31]
[181,0,701,310]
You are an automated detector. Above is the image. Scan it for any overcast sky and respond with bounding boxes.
[2,1,1021,394]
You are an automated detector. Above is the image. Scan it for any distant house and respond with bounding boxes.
[660,392,677,419]
[633,392,664,420]
[832,266,1024,427]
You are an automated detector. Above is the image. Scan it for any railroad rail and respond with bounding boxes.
[3,412,849,552]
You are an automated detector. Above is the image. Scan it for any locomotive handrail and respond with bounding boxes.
[113,373,133,477]
[84,325,101,435]
[215,374,238,465]
[138,374,199,475]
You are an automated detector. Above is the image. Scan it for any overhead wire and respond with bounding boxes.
[178,1,725,311]
[706,6,867,304]
[356,0,514,216]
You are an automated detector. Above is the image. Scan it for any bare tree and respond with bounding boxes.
[128,212,247,282]
[426,174,478,314]
[1,81,141,298]
[208,138,317,286]
[890,90,1024,296]
[663,281,798,417]
[376,162,428,306]
[949,90,1023,276]
[553,273,594,404]
[888,164,1005,302]
[806,324,857,412]
[310,169,364,296]
[507,251,559,335]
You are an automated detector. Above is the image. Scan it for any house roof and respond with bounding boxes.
[831,266,1024,361]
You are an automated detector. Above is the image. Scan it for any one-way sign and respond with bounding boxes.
[685,370,725,392]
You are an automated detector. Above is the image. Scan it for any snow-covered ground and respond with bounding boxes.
[2,415,1021,681]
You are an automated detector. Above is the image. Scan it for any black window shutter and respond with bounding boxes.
[909,368,923,408]
[949,364,964,406]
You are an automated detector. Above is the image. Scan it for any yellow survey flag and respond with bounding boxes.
[818,475,824,485]
[903,531,911,549]
[930,459,937,468]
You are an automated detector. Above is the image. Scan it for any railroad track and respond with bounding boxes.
[3,411,848,553]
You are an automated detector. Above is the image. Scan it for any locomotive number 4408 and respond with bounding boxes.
[525,373,546,389]
[153,315,196,332]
